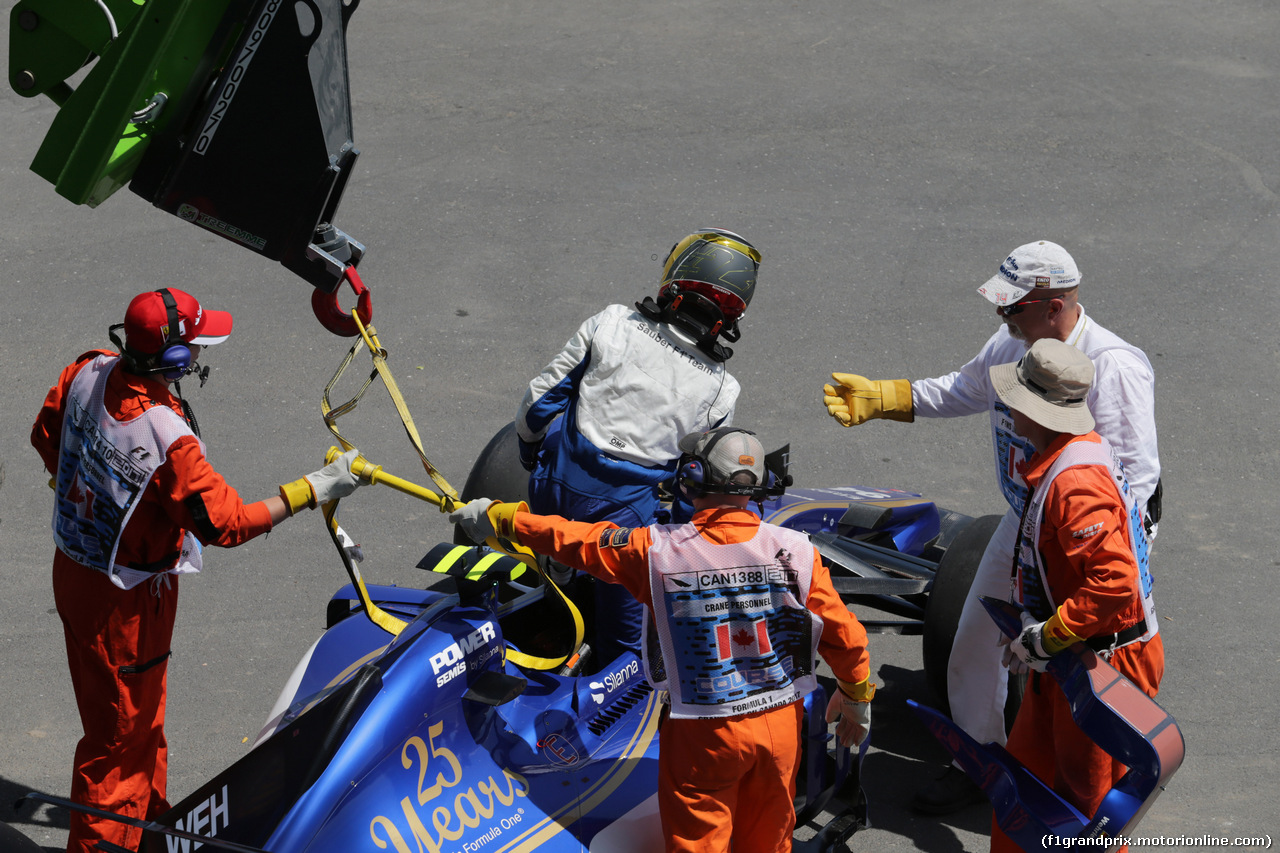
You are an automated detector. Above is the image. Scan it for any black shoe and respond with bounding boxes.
[911,765,987,815]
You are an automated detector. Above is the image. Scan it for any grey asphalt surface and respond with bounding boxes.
[2,0,1277,850]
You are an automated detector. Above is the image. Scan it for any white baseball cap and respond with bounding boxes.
[977,240,1081,307]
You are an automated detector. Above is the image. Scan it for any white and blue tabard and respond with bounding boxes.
[642,522,822,719]
[53,355,204,589]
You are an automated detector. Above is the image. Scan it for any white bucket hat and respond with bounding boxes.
[977,240,1081,307]
[990,338,1095,435]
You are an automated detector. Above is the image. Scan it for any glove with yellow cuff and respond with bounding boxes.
[822,373,914,426]
[824,676,875,748]
[1000,607,1083,675]
[279,449,365,515]
[448,498,528,547]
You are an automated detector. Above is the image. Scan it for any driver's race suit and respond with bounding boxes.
[516,303,739,663]
[992,431,1164,853]
[31,351,277,853]
[911,307,1160,747]
[512,505,870,853]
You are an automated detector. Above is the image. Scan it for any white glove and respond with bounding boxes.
[449,498,498,544]
[306,449,364,504]
[825,687,872,748]
[999,611,1053,675]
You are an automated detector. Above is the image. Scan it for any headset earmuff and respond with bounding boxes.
[677,454,706,501]
[155,288,192,380]
[158,344,192,380]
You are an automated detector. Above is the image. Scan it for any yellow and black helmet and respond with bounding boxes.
[659,228,760,321]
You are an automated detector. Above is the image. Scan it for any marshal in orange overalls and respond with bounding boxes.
[992,432,1164,853]
[32,351,276,853]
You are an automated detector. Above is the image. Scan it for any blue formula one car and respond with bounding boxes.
[20,510,873,851]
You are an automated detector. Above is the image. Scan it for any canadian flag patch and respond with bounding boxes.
[715,618,772,661]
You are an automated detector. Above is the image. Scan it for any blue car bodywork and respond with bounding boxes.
[147,570,665,852]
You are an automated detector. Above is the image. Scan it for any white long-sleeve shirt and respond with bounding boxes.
[911,307,1160,513]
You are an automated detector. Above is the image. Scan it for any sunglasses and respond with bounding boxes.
[997,296,1058,317]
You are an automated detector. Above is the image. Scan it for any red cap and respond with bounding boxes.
[123,289,233,354]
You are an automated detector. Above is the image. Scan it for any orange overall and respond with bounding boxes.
[32,351,275,853]
[992,433,1164,853]
[516,506,870,853]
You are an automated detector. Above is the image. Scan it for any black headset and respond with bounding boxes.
[109,288,193,380]
[676,427,792,502]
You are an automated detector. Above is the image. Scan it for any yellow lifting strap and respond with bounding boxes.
[480,537,585,672]
[321,498,409,637]
[321,310,461,512]
[425,543,586,672]
[316,305,583,667]
[323,448,586,670]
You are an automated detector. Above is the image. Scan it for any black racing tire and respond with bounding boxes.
[922,514,1025,730]
[453,422,531,545]
[0,823,45,853]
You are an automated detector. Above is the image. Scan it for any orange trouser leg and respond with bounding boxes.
[53,559,177,853]
[657,702,803,853]
[729,703,804,853]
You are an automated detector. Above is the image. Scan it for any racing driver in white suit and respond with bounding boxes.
[820,240,1161,814]
[514,228,760,666]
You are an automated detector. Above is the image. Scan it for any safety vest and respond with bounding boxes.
[643,521,821,719]
[1014,436,1158,648]
[53,355,204,589]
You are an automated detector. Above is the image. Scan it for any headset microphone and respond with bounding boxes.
[189,362,211,387]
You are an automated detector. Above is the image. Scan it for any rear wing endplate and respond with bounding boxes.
[911,596,1184,852]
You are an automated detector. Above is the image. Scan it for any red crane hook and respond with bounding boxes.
[311,266,373,336]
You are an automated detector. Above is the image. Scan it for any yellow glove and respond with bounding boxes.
[279,478,315,516]
[1042,608,1084,655]
[822,373,914,426]
[1000,607,1084,674]
[837,676,877,703]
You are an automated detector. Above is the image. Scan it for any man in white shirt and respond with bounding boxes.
[821,240,1160,814]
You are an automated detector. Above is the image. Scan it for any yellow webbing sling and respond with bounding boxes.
[316,309,583,668]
